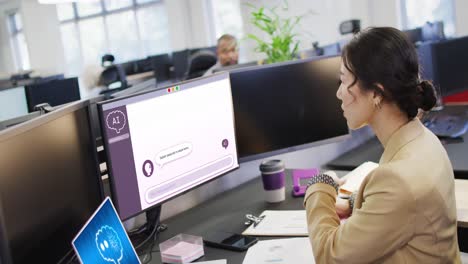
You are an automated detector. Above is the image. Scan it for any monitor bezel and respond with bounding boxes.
[97,72,240,221]
[227,55,351,163]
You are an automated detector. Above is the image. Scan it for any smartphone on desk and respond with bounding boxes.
[203,231,258,252]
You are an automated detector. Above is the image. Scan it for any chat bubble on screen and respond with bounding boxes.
[155,142,192,168]
[95,225,123,264]
[106,110,126,134]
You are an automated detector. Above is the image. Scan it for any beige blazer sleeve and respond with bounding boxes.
[304,166,416,264]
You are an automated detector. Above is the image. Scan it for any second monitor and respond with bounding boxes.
[229,55,349,162]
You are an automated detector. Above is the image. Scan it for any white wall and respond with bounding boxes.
[363,0,468,37]
[166,0,215,51]
[0,1,20,74]
[367,0,401,28]
[0,0,65,75]
[165,0,191,51]
[20,0,64,75]
[454,0,468,36]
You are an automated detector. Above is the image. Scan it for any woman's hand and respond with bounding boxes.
[323,171,351,218]
[336,197,352,218]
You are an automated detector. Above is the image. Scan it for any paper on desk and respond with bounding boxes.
[242,210,308,236]
[194,260,226,264]
[242,238,314,264]
[339,161,379,195]
[455,179,468,225]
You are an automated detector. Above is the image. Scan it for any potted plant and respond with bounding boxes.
[246,1,304,64]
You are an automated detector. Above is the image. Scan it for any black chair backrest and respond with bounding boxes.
[186,50,217,80]
[99,64,128,89]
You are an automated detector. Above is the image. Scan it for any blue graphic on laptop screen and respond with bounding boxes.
[73,198,140,264]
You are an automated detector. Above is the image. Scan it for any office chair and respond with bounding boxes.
[186,50,217,80]
[99,64,128,89]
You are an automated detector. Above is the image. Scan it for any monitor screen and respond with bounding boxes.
[0,86,28,122]
[0,100,103,263]
[99,73,239,220]
[432,36,468,96]
[25,77,81,112]
[229,56,349,162]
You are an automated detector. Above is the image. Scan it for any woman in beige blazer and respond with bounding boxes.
[304,27,461,263]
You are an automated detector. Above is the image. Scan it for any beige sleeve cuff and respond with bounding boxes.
[303,182,337,207]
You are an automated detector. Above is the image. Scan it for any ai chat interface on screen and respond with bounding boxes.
[100,73,239,220]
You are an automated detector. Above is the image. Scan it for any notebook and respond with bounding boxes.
[339,161,379,195]
[72,197,141,264]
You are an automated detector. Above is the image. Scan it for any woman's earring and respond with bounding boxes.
[374,101,382,110]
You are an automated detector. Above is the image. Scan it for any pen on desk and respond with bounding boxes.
[254,215,266,228]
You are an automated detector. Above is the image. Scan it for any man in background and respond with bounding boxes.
[204,34,239,76]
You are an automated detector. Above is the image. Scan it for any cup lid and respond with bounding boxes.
[259,159,285,173]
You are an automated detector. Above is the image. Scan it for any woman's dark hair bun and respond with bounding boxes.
[418,80,437,111]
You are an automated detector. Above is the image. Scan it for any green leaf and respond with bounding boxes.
[246,0,311,64]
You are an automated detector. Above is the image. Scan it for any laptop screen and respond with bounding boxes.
[72,197,141,264]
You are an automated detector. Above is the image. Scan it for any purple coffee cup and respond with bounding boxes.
[260,160,285,203]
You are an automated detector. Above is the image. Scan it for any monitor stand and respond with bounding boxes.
[145,205,162,236]
[129,205,165,252]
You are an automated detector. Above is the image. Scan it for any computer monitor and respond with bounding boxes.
[172,49,191,80]
[229,55,349,162]
[0,86,28,122]
[0,100,103,263]
[418,36,468,97]
[25,77,81,112]
[35,74,65,84]
[98,73,239,220]
[403,27,423,44]
[121,61,138,75]
[136,57,153,73]
[150,54,172,82]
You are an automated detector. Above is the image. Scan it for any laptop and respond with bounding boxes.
[72,197,141,264]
